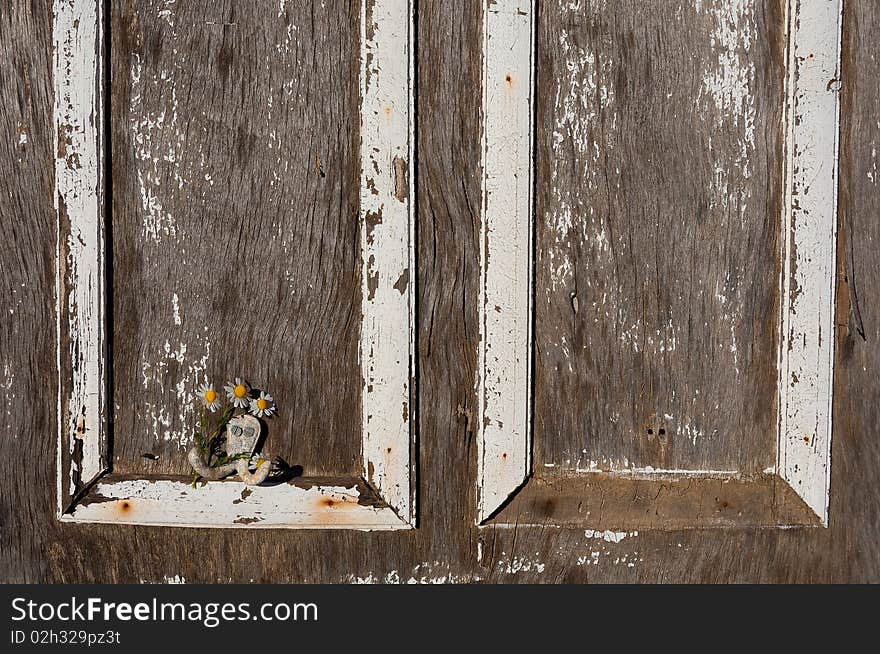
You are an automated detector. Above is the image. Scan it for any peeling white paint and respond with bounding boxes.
[349,562,483,585]
[1,363,15,435]
[171,292,181,326]
[702,0,757,208]
[138,339,210,448]
[499,556,545,575]
[868,142,877,183]
[584,529,637,544]
[777,0,844,526]
[359,0,417,526]
[138,575,187,584]
[546,17,616,295]
[477,0,535,524]
[129,49,183,245]
[54,0,109,513]
[66,478,408,530]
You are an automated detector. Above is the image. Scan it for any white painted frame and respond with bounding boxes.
[477,0,844,526]
[55,0,417,530]
[478,0,535,523]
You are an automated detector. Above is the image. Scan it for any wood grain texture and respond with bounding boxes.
[109,0,362,477]
[1,0,878,583]
[534,0,785,474]
[490,473,819,530]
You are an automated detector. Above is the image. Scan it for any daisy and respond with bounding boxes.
[249,391,276,418]
[224,377,251,409]
[196,383,221,412]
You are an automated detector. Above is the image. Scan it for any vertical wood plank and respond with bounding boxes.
[360,0,416,524]
[54,0,108,514]
[477,0,534,523]
[778,0,844,525]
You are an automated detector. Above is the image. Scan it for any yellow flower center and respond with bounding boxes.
[234,385,247,399]
[256,398,269,411]
[204,389,217,403]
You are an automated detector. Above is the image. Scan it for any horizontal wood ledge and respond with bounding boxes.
[481,472,822,530]
[61,474,413,531]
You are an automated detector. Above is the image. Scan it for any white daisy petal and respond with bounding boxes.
[249,391,276,418]
[225,378,251,408]
[196,383,221,412]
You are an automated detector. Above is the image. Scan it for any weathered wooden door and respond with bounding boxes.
[2,0,878,583]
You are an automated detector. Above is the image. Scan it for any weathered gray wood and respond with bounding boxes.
[109,0,363,477]
[490,473,820,530]
[0,0,878,583]
[534,0,785,474]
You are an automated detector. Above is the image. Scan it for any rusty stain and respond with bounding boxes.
[75,413,86,439]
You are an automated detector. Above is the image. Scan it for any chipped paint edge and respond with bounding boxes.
[477,0,843,528]
[64,479,409,530]
[55,0,416,530]
[777,0,844,527]
[360,0,417,527]
[54,0,109,516]
[477,0,536,524]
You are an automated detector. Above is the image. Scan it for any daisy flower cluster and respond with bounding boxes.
[195,377,276,419]
[189,377,278,487]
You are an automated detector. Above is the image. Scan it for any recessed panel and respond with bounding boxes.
[110,1,362,477]
[534,0,785,474]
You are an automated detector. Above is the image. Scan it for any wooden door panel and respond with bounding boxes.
[55,0,416,529]
[110,0,363,478]
[534,0,784,475]
[477,0,841,528]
